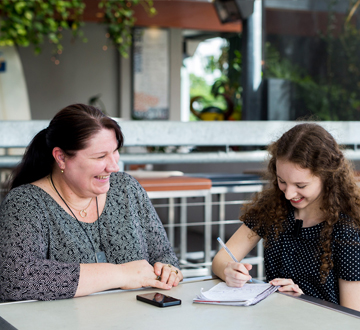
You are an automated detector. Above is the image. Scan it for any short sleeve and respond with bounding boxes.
[242,214,266,238]
[333,219,360,281]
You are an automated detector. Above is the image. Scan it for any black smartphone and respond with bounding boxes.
[136,292,181,307]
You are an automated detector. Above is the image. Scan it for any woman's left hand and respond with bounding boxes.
[154,262,183,287]
[269,278,304,294]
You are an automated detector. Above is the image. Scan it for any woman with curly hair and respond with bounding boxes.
[212,123,360,310]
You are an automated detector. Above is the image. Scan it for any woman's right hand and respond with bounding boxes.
[223,261,253,287]
[118,260,172,290]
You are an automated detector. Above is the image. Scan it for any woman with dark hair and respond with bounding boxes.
[0,103,182,301]
[212,123,360,311]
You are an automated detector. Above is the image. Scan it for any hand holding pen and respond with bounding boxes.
[217,237,253,286]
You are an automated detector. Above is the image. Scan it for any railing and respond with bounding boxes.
[2,120,360,170]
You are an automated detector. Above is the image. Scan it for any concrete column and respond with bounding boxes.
[241,0,264,120]
[119,47,132,120]
[169,28,182,121]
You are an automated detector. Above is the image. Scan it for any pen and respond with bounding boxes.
[217,237,252,282]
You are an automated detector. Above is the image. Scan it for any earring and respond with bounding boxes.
[61,169,64,174]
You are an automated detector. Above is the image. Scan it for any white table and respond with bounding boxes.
[0,278,359,330]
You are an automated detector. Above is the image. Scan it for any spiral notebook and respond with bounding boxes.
[193,282,279,306]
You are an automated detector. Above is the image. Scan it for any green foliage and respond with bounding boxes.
[205,40,242,99]
[264,42,323,118]
[190,73,227,110]
[203,37,243,120]
[205,42,230,75]
[264,43,305,81]
[99,0,156,58]
[0,0,156,58]
[0,0,85,55]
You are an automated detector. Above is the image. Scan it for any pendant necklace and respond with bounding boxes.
[47,175,92,218]
[50,174,107,263]
[75,197,93,218]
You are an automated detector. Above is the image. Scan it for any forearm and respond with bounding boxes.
[212,224,261,281]
[75,263,123,297]
[212,251,231,281]
[75,260,172,297]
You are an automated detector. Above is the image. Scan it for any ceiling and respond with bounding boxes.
[82,0,351,38]
[83,0,242,33]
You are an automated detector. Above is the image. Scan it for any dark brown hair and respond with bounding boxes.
[10,104,124,189]
[241,123,360,281]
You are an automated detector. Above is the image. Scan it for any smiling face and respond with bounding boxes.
[62,128,120,198]
[276,159,323,215]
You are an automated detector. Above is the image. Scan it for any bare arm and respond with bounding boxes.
[212,224,261,286]
[75,260,172,297]
[339,279,360,311]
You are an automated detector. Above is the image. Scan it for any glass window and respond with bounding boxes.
[265,0,360,121]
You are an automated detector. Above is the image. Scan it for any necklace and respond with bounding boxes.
[47,175,93,218]
[49,174,107,263]
[70,198,93,218]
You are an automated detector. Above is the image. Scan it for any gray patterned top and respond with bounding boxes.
[0,172,179,301]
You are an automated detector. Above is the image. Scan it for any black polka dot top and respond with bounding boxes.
[244,207,360,304]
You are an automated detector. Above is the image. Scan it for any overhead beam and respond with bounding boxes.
[82,0,242,33]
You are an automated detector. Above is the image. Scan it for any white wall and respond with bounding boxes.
[17,24,183,121]
[18,23,119,119]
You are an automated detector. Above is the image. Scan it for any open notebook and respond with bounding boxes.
[193,282,280,306]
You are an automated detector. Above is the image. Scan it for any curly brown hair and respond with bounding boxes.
[240,123,360,282]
